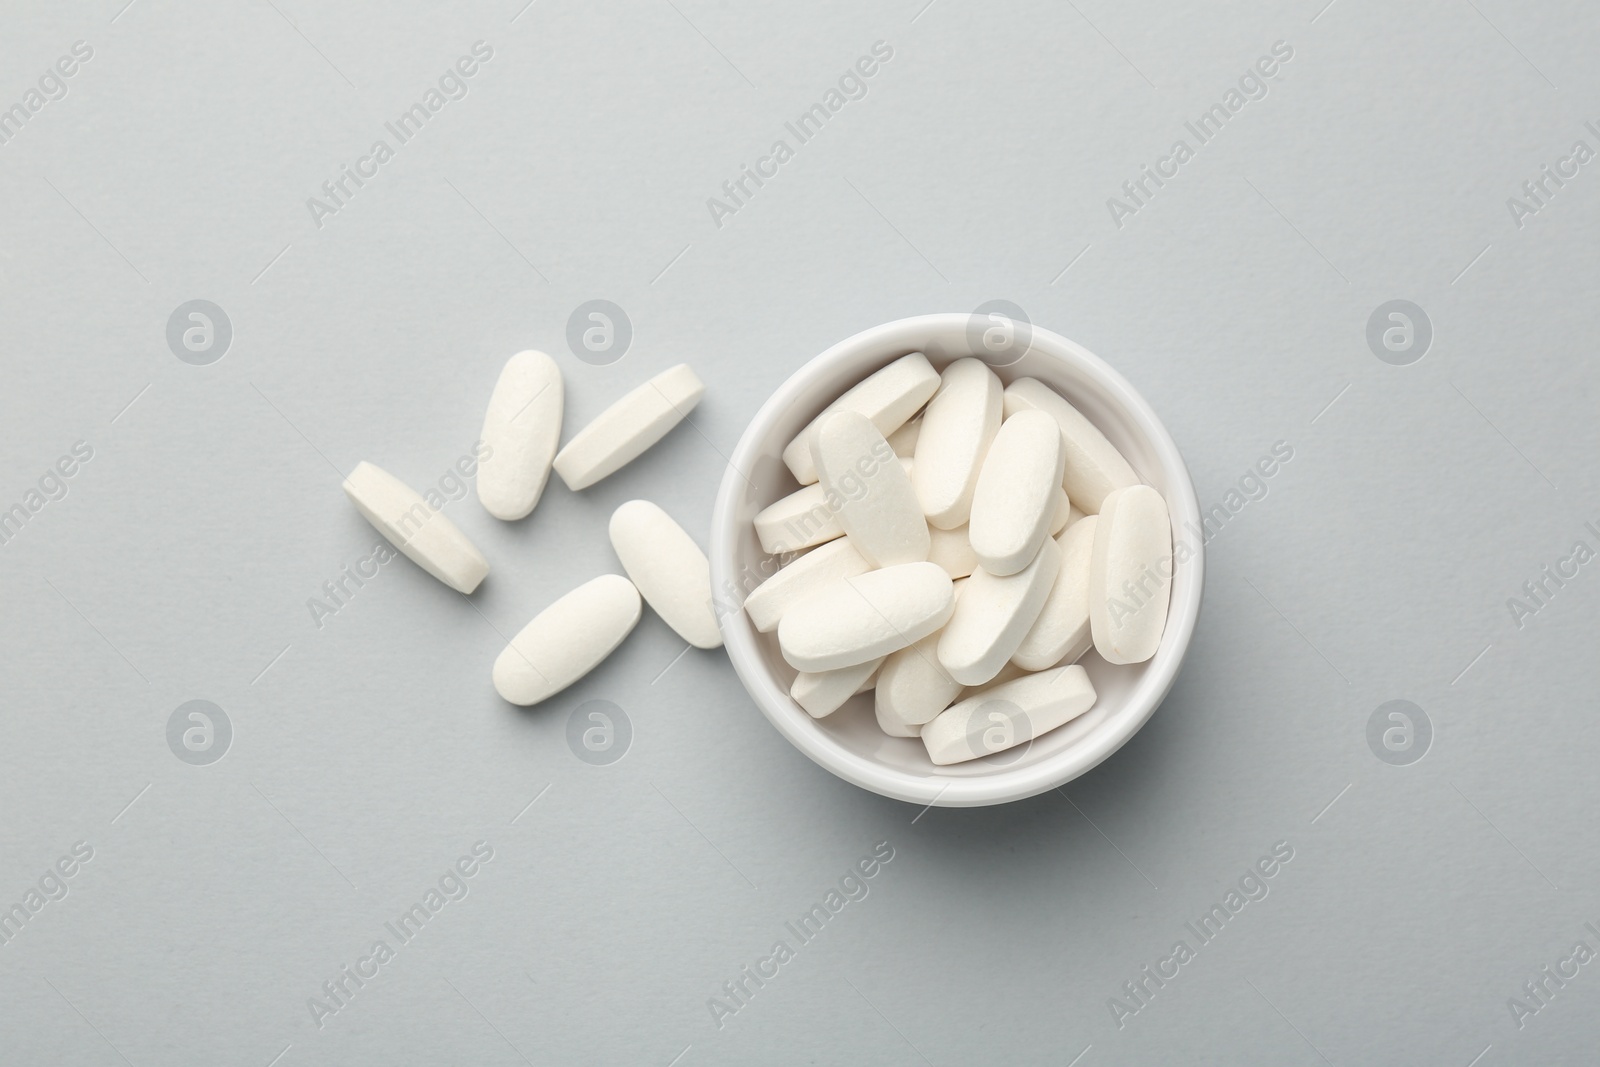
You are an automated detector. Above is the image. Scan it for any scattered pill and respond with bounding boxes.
[1004,377,1137,513]
[922,665,1097,765]
[813,411,929,567]
[937,535,1061,686]
[493,574,641,705]
[609,500,721,649]
[1013,515,1096,671]
[1089,485,1172,665]
[743,538,870,632]
[753,483,842,555]
[968,409,1066,576]
[553,363,704,491]
[783,353,939,484]
[343,461,490,594]
[791,657,885,718]
[912,358,1003,530]
[778,561,954,672]
[476,351,563,521]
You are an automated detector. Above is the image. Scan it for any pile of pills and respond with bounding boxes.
[341,353,721,706]
[745,353,1174,765]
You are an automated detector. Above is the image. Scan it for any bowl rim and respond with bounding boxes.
[710,313,1204,807]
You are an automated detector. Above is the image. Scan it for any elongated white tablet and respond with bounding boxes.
[1013,515,1097,670]
[922,665,1097,765]
[1089,484,1172,665]
[778,561,953,672]
[937,536,1061,686]
[912,358,1003,530]
[855,662,882,694]
[968,410,1066,576]
[1049,488,1074,535]
[477,351,563,520]
[961,659,1030,698]
[743,538,870,633]
[1004,378,1138,513]
[493,574,641,705]
[753,483,842,555]
[813,411,929,567]
[875,632,963,738]
[343,461,489,594]
[609,500,721,649]
[553,363,704,490]
[783,353,939,484]
[791,656,885,719]
[927,524,978,579]
[887,417,921,458]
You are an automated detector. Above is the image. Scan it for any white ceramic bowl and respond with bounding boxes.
[710,314,1202,807]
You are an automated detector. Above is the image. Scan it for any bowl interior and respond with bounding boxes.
[713,314,1201,806]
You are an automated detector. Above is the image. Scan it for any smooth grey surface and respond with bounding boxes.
[2,1,1597,1064]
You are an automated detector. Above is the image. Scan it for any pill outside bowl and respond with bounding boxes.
[710,314,1203,807]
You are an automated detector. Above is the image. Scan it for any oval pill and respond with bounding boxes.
[476,350,564,520]
[887,417,922,458]
[553,363,704,491]
[790,657,885,719]
[609,500,721,649]
[875,632,963,738]
[968,409,1066,576]
[927,524,978,579]
[743,538,870,633]
[922,665,1097,765]
[778,561,954,672]
[937,535,1061,686]
[1003,377,1138,513]
[1013,515,1097,670]
[343,461,489,594]
[912,358,1003,530]
[813,411,929,568]
[783,353,939,484]
[1089,484,1172,665]
[754,483,842,555]
[492,574,642,705]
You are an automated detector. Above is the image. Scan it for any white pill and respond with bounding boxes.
[753,483,841,555]
[855,662,883,694]
[609,500,721,649]
[1013,515,1097,670]
[922,665,1097,765]
[476,351,563,520]
[791,657,885,719]
[743,538,870,633]
[492,574,641,705]
[927,524,978,579]
[875,633,963,738]
[1049,488,1075,535]
[1004,377,1138,513]
[968,410,1066,576]
[553,363,704,490]
[812,411,929,568]
[778,561,953,672]
[961,659,1030,697]
[937,536,1061,686]
[912,358,1003,530]
[343,462,489,594]
[887,417,921,458]
[1089,484,1173,665]
[783,353,939,484]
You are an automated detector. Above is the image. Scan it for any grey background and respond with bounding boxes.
[1,0,1596,1064]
